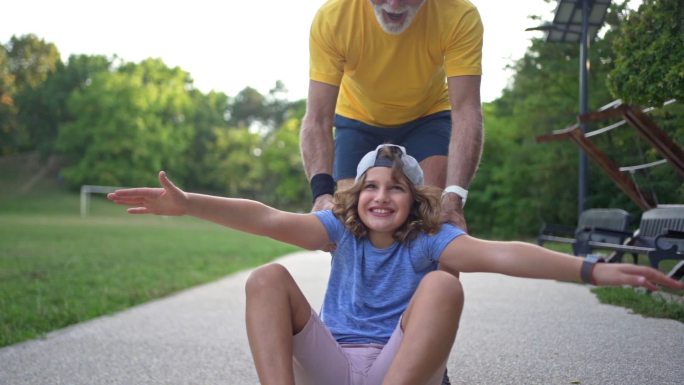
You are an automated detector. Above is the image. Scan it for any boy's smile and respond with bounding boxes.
[358,167,412,248]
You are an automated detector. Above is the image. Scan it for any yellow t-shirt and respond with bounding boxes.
[310,0,483,127]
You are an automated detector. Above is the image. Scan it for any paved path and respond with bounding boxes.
[1,251,682,385]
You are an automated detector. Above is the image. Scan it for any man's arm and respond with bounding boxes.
[442,75,484,230]
[300,80,340,212]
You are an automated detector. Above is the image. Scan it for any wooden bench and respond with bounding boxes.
[576,205,684,276]
[537,208,632,257]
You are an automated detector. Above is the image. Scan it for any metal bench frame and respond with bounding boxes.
[576,206,684,276]
[537,208,632,257]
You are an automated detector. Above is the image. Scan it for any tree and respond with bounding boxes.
[259,114,308,209]
[229,86,266,128]
[468,2,635,238]
[0,47,18,155]
[468,38,588,238]
[1,34,61,154]
[18,54,112,156]
[56,58,195,188]
[5,34,61,91]
[228,81,295,132]
[607,0,684,105]
[263,80,294,129]
[204,126,265,198]
[195,94,308,207]
[183,89,232,191]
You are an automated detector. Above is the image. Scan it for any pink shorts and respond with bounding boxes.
[292,310,446,385]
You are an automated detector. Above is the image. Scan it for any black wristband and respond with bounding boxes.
[310,173,335,202]
[581,255,605,284]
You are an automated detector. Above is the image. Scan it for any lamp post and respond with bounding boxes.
[526,0,611,218]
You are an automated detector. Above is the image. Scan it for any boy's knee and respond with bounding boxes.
[403,271,464,328]
[421,270,464,303]
[245,263,290,294]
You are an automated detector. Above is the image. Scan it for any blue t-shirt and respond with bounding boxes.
[314,210,465,344]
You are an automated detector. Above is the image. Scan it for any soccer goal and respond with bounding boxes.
[80,185,121,217]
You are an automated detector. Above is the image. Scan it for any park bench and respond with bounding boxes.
[669,260,684,281]
[574,205,684,278]
[537,208,632,257]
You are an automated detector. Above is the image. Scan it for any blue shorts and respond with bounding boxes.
[333,111,451,181]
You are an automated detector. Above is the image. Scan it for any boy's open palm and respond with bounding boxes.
[592,263,681,292]
[107,171,188,216]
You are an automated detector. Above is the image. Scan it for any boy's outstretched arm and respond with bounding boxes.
[107,171,330,250]
[440,235,684,291]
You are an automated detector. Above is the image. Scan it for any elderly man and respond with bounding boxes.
[300,0,484,232]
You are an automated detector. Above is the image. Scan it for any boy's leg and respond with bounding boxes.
[245,263,313,385]
[373,270,464,385]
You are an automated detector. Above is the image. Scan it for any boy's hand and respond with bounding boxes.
[592,263,684,292]
[107,171,188,216]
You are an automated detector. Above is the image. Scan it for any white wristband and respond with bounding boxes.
[442,185,468,207]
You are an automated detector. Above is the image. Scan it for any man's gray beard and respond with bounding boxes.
[371,2,424,35]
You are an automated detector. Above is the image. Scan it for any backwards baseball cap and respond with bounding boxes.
[355,144,424,185]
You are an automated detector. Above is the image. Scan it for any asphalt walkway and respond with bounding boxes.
[1,250,682,385]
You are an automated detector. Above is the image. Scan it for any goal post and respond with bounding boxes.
[80,185,121,218]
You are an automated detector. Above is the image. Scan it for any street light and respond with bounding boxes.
[527,0,611,218]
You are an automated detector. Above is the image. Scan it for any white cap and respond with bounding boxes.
[355,144,424,185]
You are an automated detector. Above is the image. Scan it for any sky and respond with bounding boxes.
[0,0,564,103]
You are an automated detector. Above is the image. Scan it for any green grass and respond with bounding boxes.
[592,287,684,323]
[540,241,684,323]
[0,191,299,347]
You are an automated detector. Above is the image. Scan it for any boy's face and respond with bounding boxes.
[358,167,413,248]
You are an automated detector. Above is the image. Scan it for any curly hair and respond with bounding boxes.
[332,148,442,243]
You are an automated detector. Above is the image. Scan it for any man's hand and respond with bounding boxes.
[312,194,334,212]
[440,193,467,232]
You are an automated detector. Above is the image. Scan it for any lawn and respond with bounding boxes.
[0,188,299,347]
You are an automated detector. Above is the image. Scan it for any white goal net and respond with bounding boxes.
[80,185,121,217]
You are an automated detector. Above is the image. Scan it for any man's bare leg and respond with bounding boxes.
[245,263,312,385]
